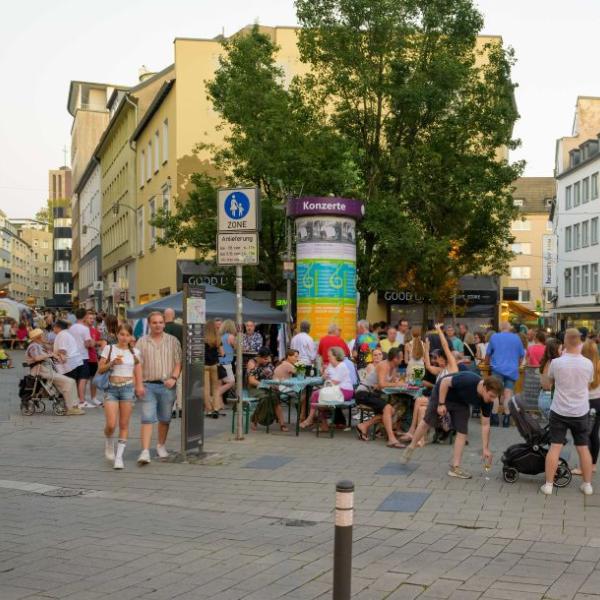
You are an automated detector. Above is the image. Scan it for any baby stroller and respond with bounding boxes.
[501,396,572,487]
[19,359,67,416]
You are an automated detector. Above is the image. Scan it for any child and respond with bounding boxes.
[0,347,12,368]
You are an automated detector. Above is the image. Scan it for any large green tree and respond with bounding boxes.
[152,26,358,306]
[296,0,523,320]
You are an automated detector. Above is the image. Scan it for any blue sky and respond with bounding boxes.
[1,0,598,217]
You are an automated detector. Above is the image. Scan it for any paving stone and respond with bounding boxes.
[243,455,294,470]
[377,491,431,513]
[375,463,418,476]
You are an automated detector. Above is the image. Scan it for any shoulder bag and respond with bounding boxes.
[92,345,113,391]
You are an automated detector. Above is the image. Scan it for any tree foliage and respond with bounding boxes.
[296,0,523,319]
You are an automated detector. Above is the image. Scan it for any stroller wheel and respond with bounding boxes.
[503,467,519,483]
[21,401,35,416]
[53,401,66,416]
[34,400,46,413]
[554,459,572,488]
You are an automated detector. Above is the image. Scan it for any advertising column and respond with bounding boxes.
[287,197,364,342]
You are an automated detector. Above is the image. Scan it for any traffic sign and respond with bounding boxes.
[218,187,259,232]
[217,232,259,266]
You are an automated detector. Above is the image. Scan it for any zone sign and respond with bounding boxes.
[217,187,259,232]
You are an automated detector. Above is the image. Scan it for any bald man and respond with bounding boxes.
[163,308,182,345]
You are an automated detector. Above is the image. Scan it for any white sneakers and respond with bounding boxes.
[541,481,594,496]
[137,449,151,465]
[113,456,124,470]
[105,439,115,462]
[156,444,169,459]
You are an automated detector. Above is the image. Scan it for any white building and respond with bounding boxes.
[553,97,600,331]
[75,160,103,310]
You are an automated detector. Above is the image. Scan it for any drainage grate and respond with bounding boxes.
[42,488,85,498]
[273,518,317,527]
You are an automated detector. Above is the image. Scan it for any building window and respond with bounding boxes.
[518,290,531,303]
[592,264,599,294]
[574,223,581,249]
[43,283,49,291]
[511,266,531,279]
[146,142,152,181]
[154,131,160,173]
[55,260,71,272]
[511,242,531,255]
[43,268,48,276]
[582,264,590,295]
[582,220,590,247]
[566,185,572,209]
[149,198,156,246]
[565,226,572,252]
[512,219,531,231]
[583,177,590,203]
[136,207,144,254]
[54,238,71,250]
[574,181,581,206]
[139,151,145,187]
[591,218,599,245]
[42,240,48,249]
[574,266,581,296]
[54,281,70,295]
[592,173,599,200]
[162,119,169,163]
[161,184,170,214]
[513,198,524,207]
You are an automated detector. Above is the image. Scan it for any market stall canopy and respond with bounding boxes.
[126,285,286,324]
[0,298,30,321]
[505,300,539,320]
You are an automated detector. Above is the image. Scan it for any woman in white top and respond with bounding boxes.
[404,327,425,381]
[474,331,488,363]
[300,347,353,430]
[573,340,600,475]
[97,323,142,470]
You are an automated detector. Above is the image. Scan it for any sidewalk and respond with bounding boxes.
[2,352,600,600]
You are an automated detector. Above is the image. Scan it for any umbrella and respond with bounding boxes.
[127,285,286,324]
[0,299,27,321]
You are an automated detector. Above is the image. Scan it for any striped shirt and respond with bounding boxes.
[136,333,182,382]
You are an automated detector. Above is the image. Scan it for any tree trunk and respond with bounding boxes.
[421,303,430,333]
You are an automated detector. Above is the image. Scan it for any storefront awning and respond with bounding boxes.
[505,301,539,320]
[552,305,600,315]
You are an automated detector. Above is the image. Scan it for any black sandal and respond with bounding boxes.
[355,428,369,442]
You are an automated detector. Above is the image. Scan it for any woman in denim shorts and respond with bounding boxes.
[97,323,142,470]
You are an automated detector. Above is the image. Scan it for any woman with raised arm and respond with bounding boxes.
[400,323,458,445]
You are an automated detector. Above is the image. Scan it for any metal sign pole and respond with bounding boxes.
[235,264,244,440]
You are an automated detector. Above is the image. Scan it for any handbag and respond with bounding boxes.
[92,345,112,391]
[318,382,345,405]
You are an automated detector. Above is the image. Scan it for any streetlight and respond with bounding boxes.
[82,224,100,235]
[112,200,137,215]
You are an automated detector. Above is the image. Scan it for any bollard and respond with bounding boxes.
[333,480,354,600]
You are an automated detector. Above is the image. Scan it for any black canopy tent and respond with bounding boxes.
[126,285,286,324]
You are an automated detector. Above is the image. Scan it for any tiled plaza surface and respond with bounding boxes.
[2,352,600,599]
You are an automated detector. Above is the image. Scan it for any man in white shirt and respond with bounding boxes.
[53,320,83,378]
[290,321,317,368]
[68,308,95,407]
[397,319,410,345]
[541,328,594,496]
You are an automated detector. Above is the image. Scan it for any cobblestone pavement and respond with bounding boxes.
[2,352,600,599]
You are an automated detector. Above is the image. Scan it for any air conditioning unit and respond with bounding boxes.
[93,281,103,292]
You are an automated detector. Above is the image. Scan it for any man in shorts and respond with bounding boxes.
[485,321,525,427]
[135,311,182,464]
[541,328,594,496]
[401,372,502,479]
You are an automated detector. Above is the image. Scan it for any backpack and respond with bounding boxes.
[252,390,278,427]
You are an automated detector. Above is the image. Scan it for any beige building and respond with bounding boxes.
[17,225,53,306]
[501,177,555,317]
[93,67,174,314]
[9,233,32,303]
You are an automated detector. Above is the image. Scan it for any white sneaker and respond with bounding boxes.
[137,449,151,465]
[113,456,124,470]
[90,397,103,407]
[156,444,169,459]
[82,401,96,408]
[104,439,115,462]
[540,482,554,495]
[580,482,594,496]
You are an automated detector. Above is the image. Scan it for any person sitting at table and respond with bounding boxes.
[248,346,288,432]
[300,347,353,432]
[404,327,425,381]
[399,323,458,445]
[363,347,384,379]
[354,347,405,448]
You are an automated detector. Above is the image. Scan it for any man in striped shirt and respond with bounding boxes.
[136,311,182,465]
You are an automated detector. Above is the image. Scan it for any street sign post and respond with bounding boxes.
[217,187,260,441]
[181,283,206,458]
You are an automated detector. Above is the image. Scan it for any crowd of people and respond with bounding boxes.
[7,304,600,493]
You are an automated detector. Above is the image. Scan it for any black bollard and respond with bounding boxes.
[333,480,354,600]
